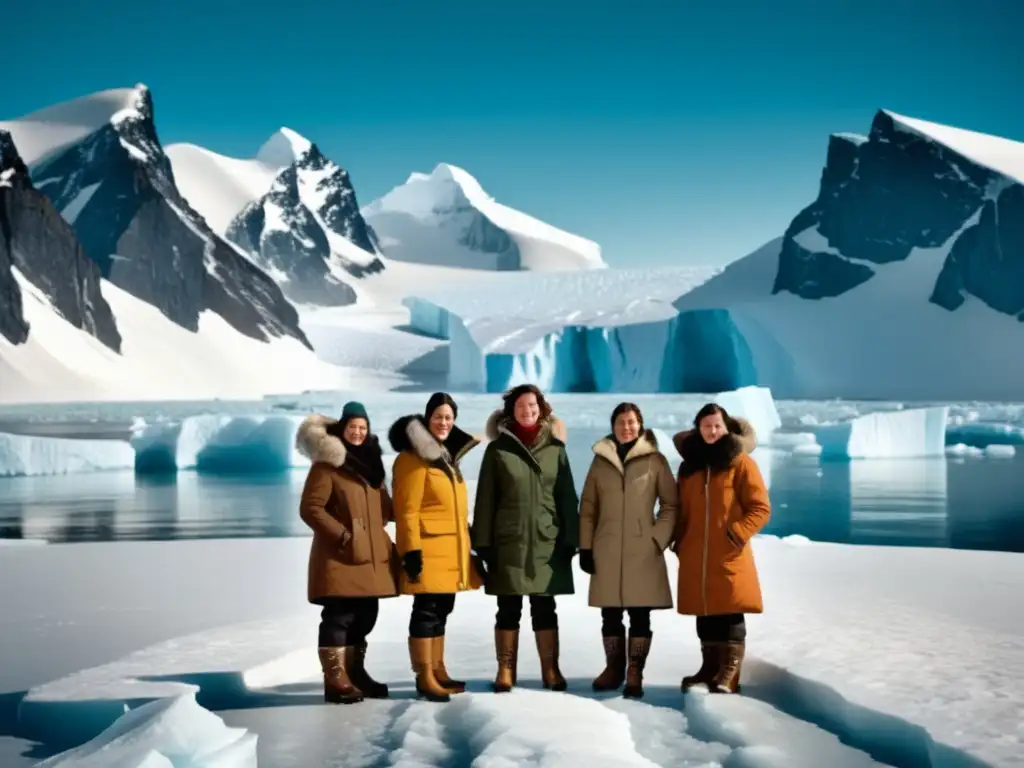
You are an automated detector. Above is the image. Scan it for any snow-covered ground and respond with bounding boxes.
[1,535,1021,767]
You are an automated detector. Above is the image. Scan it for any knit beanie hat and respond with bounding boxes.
[339,401,369,427]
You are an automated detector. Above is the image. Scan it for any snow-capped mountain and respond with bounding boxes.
[672,109,1024,401]
[1,84,311,348]
[223,129,384,305]
[0,129,120,350]
[167,128,384,307]
[362,163,606,272]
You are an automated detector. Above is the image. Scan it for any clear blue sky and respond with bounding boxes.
[4,0,1022,266]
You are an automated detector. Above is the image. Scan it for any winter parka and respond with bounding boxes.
[579,429,678,609]
[295,414,400,603]
[672,418,771,616]
[470,411,579,596]
[389,414,483,595]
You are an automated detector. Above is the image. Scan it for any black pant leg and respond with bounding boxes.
[410,594,448,638]
[436,594,456,633]
[352,597,380,643]
[529,595,558,631]
[725,613,746,642]
[600,607,626,636]
[696,613,746,642]
[626,608,652,638]
[318,597,360,647]
[495,595,524,630]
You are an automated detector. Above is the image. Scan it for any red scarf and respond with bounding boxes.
[510,420,541,446]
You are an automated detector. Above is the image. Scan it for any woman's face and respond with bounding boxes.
[613,410,641,444]
[343,417,368,446]
[699,412,728,444]
[428,404,455,440]
[513,393,541,427]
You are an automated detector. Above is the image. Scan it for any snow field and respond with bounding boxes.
[5,535,1022,766]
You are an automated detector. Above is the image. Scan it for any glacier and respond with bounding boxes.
[0,431,135,477]
[402,265,756,393]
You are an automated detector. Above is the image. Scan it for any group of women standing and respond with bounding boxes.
[295,383,772,705]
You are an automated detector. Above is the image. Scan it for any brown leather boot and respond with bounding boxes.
[535,628,567,691]
[408,637,451,702]
[623,634,652,699]
[681,641,722,691]
[318,647,363,704]
[493,629,519,693]
[591,633,626,691]
[432,635,465,693]
[346,643,389,699]
[709,641,745,694]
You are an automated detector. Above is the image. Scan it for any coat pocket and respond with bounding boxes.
[420,514,456,537]
[347,519,373,565]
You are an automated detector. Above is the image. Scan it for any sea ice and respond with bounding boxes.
[35,694,256,768]
[814,406,949,459]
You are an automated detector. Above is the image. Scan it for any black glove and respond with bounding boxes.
[472,554,488,582]
[402,549,423,583]
[474,547,493,566]
[579,549,595,574]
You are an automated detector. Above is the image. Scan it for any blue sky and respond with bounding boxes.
[4,0,1022,266]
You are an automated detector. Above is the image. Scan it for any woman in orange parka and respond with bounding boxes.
[672,402,771,694]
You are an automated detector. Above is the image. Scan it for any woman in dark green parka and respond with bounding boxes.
[471,383,580,693]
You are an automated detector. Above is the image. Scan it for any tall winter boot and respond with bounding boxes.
[432,635,466,693]
[346,642,389,699]
[681,641,722,692]
[408,637,451,702]
[318,647,363,704]
[493,629,519,693]
[623,634,652,699]
[535,628,567,692]
[591,633,627,691]
[709,640,745,694]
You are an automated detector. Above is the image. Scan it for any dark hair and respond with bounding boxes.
[425,392,458,421]
[610,402,644,432]
[693,402,740,433]
[501,383,553,423]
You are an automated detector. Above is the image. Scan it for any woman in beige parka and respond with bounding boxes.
[578,402,678,699]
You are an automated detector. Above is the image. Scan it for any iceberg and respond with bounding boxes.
[404,265,732,393]
[814,406,950,459]
[130,414,308,473]
[35,693,256,768]
[0,431,134,477]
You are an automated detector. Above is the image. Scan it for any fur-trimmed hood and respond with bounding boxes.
[484,409,567,444]
[295,414,349,467]
[672,417,757,465]
[388,414,480,465]
[592,428,660,472]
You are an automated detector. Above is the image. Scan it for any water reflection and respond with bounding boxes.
[0,470,309,543]
[1,441,1023,553]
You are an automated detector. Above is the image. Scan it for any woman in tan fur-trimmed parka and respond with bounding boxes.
[295,401,399,706]
[579,402,678,700]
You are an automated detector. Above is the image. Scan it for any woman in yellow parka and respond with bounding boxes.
[389,392,484,703]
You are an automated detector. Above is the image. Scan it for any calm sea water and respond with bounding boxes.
[2,426,1023,553]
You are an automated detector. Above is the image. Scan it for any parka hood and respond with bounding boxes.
[484,409,568,443]
[388,414,480,464]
